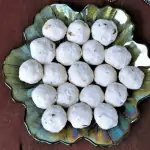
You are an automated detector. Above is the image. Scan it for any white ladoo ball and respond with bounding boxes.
[94,103,118,130]
[19,59,43,84]
[68,102,92,129]
[92,19,118,46]
[56,41,82,66]
[41,105,67,133]
[82,40,105,65]
[43,63,67,86]
[105,45,132,70]
[30,37,56,64]
[105,82,128,107]
[32,84,57,109]
[42,18,67,41]
[94,64,117,87]
[119,66,145,90]
[80,85,104,108]
[68,61,94,87]
[57,82,79,108]
[67,20,90,45]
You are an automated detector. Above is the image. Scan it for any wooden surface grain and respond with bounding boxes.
[0,0,150,149]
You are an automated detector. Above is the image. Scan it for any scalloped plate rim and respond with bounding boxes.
[2,4,150,147]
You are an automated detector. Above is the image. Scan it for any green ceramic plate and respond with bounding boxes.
[3,4,150,147]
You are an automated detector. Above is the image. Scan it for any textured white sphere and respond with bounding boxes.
[82,40,105,65]
[43,63,67,86]
[31,84,57,109]
[105,45,132,70]
[68,102,92,129]
[105,82,128,107]
[56,41,82,66]
[119,66,145,90]
[68,61,94,87]
[30,37,56,64]
[94,64,117,87]
[57,82,79,108]
[42,18,67,41]
[41,105,67,133]
[67,20,90,45]
[94,103,118,130]
[80,85,104,108]
[92,19,118,46]
[19,59,43,84]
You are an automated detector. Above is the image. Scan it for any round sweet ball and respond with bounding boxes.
[82,40,105,65]
[41,105,67,133]
[68,102,92,129]
[67,20,90,45]
[68,61,94,87]
[42,18,67,41]
[94,103,118,130]
[57,82,79,108]
[105,82,128,107]
[19,59,43,84]
[43,63,67,86]
[32,84,57,109]
[105,45,132,70]
[30,37,56,64]
[94,64,117,87]
[119,66,145,90]
[80,85,104,108]
[56,41,82,66]
[92,19,118,46]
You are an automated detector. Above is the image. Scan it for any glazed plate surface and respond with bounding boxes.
[3,4,150,147]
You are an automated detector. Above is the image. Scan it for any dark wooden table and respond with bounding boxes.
[0,0,150,149]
